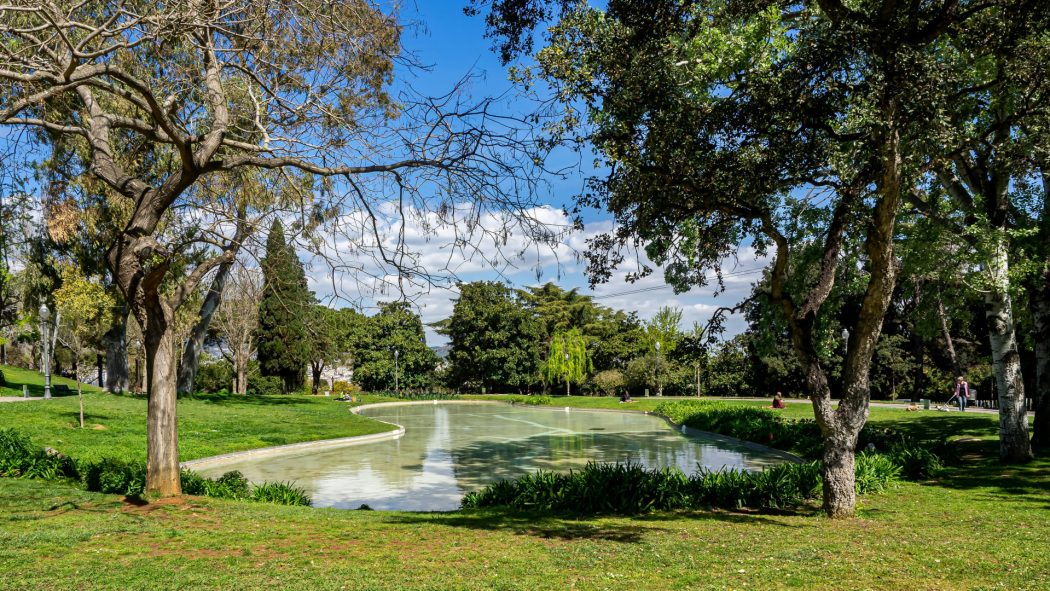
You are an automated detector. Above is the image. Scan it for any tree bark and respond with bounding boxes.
[1030,171,1050,453]
[78,379,84,429]
[142,296,182,496]
[103,309,129,393]
[822,433,858,517]
[936,295,961,377]
[176,259,233,396]
[1032,263,1050,452]
[311,360,323,395]
[984,238,1033,461]
[235,354,248,396]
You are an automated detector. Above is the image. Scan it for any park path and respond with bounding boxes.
[0,396,42,402]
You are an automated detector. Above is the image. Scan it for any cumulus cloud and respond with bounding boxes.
[300,204,769,345]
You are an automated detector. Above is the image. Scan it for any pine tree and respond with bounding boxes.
[256,219,313,392]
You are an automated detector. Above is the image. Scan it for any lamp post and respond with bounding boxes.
[394,349,399,394]
[655,340,662,397]
[39,304,51,399]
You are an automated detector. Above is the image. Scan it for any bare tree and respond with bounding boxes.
[213,264,261,396]
[0,0,552,495]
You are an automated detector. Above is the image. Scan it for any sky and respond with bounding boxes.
[306,2,770,345]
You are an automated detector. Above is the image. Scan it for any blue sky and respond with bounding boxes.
[306,2,769,345]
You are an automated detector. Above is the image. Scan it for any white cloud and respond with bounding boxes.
[300,205,769,345]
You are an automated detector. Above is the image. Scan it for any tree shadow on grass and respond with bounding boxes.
[385,506,804,544]
[183,393,318,407]
[907,439,1050,511]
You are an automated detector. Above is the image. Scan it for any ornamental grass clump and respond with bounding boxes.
[251,481,312,506]
[0,428,76,480]
[462,461,823,514]
[854,452,902,494]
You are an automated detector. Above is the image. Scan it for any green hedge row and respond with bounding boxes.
[461,455,900,515]
[0,428,310,506]
[652,400,944,479]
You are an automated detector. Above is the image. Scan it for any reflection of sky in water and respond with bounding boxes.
[196,403,789,511]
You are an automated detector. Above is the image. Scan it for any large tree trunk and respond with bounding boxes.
[103,309,129,393]
[176,260,233,396]
[984,239,1033,461]
[937,295,961,377]
[1031,171,1050,452]
[142,297,182,496]
[1032,264,1050,453]
[311,361,323,395]
[235,353,248,396]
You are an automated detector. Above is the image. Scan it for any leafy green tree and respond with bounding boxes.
[469,0,1032,516]
[443,281,542,393]
[53,265,114,428]
[546,329,591,396]
[355,302,437,392]
[257,220,313,392]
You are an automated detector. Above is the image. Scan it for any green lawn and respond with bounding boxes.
[1,375,1047,589]
[0,364,105,398]
[0,365,395,462]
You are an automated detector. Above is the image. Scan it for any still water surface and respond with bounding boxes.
[196,402,789,511]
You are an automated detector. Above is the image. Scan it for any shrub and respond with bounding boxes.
[854,452,901,494]
[0,368,5,387]
[332,381,362,396]
[249,375,284,396]
[590,370,625,396]
[196,358,233,394]
[886,445,943,480]
[252,481,312,506]
[462,460,824,515]
[0,429,76,480]
[80,458,146,496]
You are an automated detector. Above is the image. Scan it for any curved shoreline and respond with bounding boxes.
[182,399,798,471]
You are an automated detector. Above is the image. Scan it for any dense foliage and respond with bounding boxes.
[256,219,314,393]
[460,457,899,515]
[0,428,310,506]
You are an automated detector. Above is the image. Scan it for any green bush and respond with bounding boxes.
[250,376,284,396]
[509,395,552,406]
[0,429,77,480]
[251,481,312,506]
[885,445,942,480]
[853,452,902,494]
[462,460,824,515]
[196,358,233,394]
[80,458,146,496]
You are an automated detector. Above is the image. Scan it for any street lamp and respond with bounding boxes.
[394,349,399,393]
[39,304,51,400]
[655,340,662,397]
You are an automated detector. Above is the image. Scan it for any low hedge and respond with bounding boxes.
[0,428,310,506]
[461,455,899,515]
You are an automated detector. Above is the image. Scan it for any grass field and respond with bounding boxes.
[1,372,1047,590]
[0,364,105,398]
[0,364,395,462]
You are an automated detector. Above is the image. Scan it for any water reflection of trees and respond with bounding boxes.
[448,431,725,491]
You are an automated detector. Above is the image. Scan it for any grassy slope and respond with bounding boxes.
[0,385,1047,589]
[0,364,105,397]
[0,365,395,462]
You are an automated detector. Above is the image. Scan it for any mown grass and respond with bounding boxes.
[0,364,104,398]
[0,452,1046,590]
[1,375,1047,589]
[0,365,395,463]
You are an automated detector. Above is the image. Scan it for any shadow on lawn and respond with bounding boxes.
[921,448,1050,511]
[386,507,804,543]
[183,393,316,407]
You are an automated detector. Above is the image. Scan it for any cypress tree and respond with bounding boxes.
[257,219,313,392]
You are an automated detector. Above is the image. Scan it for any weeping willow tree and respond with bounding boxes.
[546,329,592,395]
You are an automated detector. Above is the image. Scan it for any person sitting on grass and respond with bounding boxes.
[772,392,786,409]
[619,391,633,403]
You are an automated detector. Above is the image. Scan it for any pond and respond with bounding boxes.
[194,402,792,511]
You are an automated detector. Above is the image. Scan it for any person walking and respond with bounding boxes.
[953,376,969,412]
